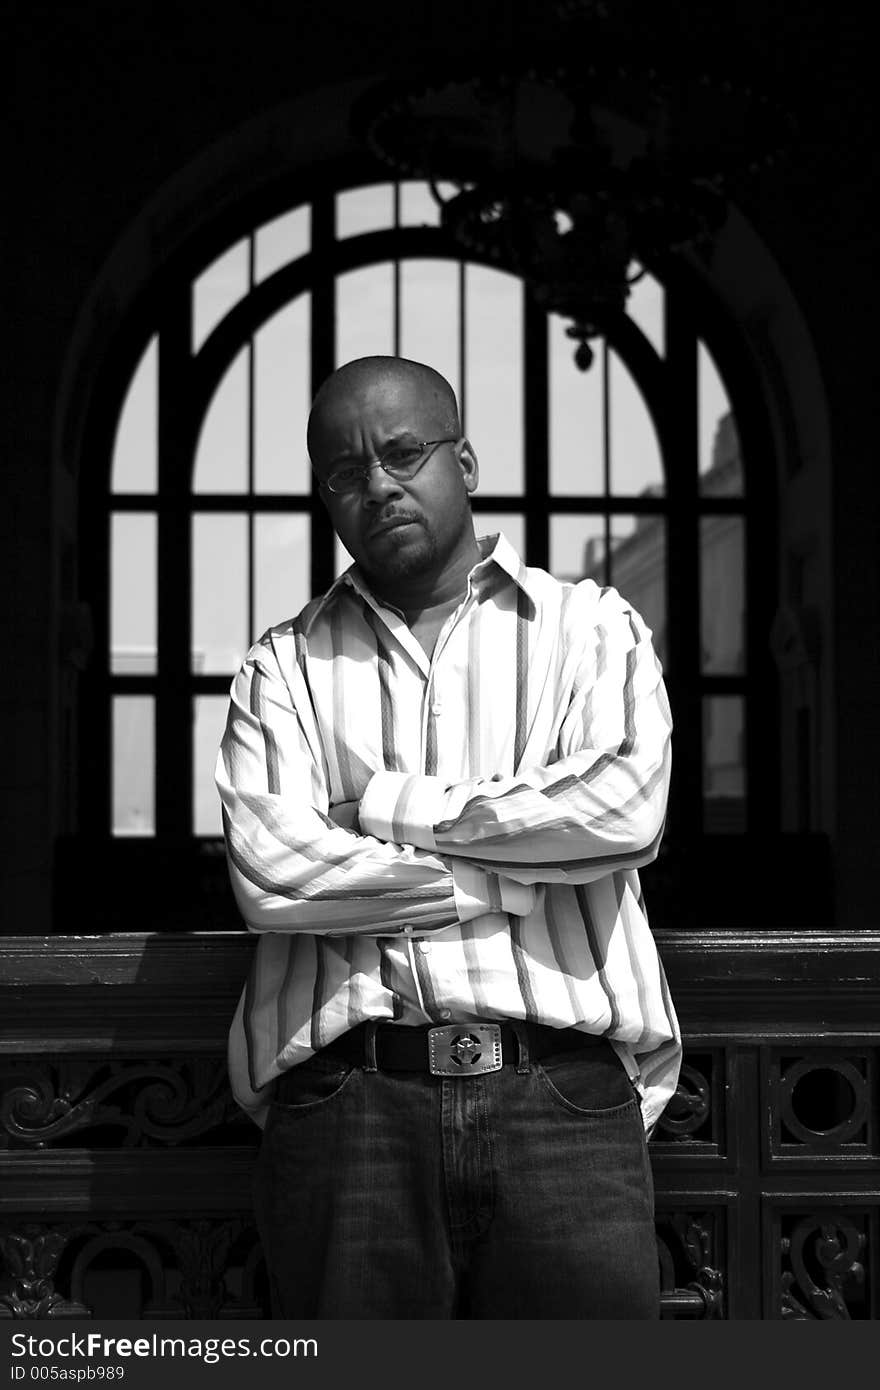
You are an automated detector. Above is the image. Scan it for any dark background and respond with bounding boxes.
[3,0,876,935]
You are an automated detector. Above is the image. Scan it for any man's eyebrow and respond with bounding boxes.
[327,430,418,466]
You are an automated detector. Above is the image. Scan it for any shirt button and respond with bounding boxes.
[431,701,442,716]
[439,1009,452,1020]
[418,941,430,954]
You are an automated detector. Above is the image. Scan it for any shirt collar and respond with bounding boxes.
[470,530,537,601]
[301,529,537,634]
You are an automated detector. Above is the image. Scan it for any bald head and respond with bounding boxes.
[307,356,460,462]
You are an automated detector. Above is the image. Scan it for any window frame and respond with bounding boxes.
[77,178,778,860]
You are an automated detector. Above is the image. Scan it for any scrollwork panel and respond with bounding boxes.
[0,1226,90,1318]
[0,1059,257,1150]
[651,1049,724,1151]
[654,1210,725,1318]
[776,1208,873,1319]
[2,1220,268,1319]
[768,1050,877,1156]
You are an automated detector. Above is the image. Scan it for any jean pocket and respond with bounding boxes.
[269,1057,356,1114]
[535,1045,639,1117]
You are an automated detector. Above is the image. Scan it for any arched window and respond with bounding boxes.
[76,178,774,926]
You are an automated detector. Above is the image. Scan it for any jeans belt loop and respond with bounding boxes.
[511,1021,531,1074]
[363,1020,379,1073]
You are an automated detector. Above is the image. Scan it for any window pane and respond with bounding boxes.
[336,263,395,366]
[111,514,157,674]
[254,296,311,493]
[192,238,250,354]
[192,348,249,494]
[400,260,460,403]
[335,535,355,578]
[698,342,742,493]
[608,514,667,669]
[112,336,158,494]
[193,695,228,836]
[701,409,743,497]
[703,696,746,833]
[701,515,745,675]
[464,265,523,495]
[253,514,310,638]
[549,317,603,495]
[255,205,310,283]
[398,180,458,228]
[113,696,154,836]
[336,184,394,239]
[609,349,664,496]
[626,265,664,358]
[192,514,248,674]
[550,514,606,584]
[473,511,525,558]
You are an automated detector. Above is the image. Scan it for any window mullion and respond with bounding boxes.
[248,235,257,649]
[602,340,611,587]
[664,296,702,843]
[310,194,337,597]
[458,260,466,431]
[156,297,195,839]
[523,289,548,571]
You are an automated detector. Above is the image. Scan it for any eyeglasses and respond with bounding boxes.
[319,437,459,496]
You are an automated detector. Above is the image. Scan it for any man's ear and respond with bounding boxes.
[457,437,479,494]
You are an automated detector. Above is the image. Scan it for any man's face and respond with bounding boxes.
[310,373,479,592]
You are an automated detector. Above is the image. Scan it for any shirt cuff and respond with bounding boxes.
[451,860,536,921]
[359,771,448,850]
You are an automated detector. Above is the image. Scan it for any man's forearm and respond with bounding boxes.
[332,797,536,920]
[357,741,670,887]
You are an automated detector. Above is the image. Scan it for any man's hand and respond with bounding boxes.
[329,800,362,832]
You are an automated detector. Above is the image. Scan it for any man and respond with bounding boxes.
[216,355,680,1319]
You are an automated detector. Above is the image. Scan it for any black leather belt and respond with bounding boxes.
[308,1020,606,1078]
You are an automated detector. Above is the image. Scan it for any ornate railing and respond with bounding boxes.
[1,931,878,1319]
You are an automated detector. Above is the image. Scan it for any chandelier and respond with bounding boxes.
[352,10,792,368]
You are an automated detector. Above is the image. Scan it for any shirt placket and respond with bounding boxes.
[408,599,476,1022]
[356,592,473,1023]
[418,604,466,774]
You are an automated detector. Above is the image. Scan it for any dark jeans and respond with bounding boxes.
[253,1030,659,1319]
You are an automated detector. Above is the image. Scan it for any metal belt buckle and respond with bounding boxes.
[428,1024,503,1077]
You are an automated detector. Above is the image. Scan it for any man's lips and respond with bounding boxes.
[367,514,421,538]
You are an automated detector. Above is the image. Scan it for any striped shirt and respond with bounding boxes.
[217,532,681,1132]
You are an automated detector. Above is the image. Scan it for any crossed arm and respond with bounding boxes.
[215,658,536,936]
[215,593,671,936]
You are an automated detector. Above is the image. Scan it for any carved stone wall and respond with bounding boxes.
[2,932,878,1319]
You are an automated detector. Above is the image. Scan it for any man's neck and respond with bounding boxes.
[403,590,463,625]
[370,536,481,620]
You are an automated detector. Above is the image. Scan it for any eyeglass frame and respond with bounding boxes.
[316,436,462,496]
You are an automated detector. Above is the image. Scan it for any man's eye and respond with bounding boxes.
[382,446,422,468]
[332,466,363,484]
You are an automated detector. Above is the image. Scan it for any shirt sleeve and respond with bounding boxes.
[358,586,672,886]
[215,638,536,933]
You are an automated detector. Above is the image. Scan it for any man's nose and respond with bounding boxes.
[362,463,405,505]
